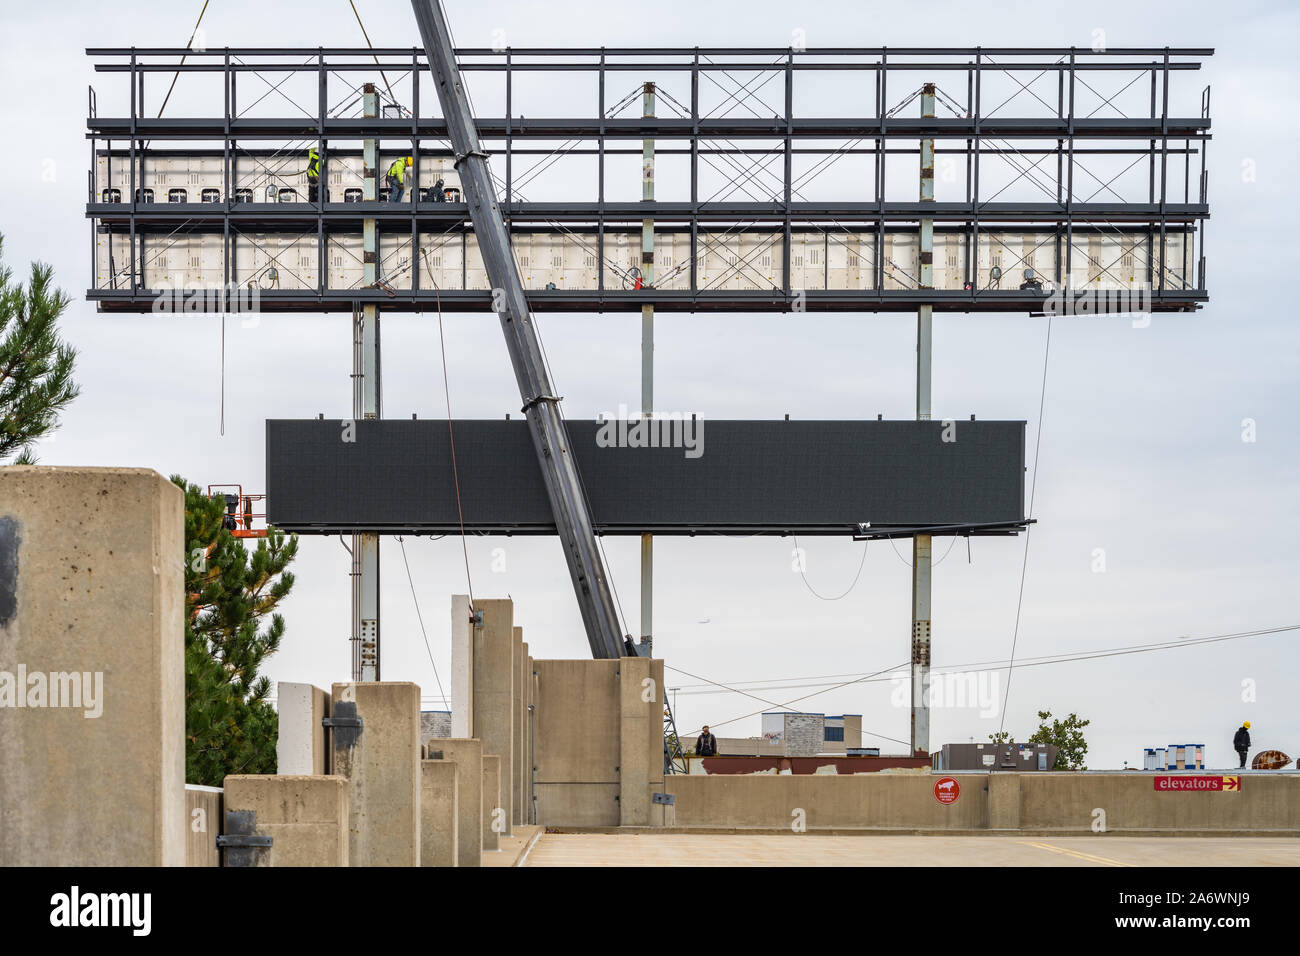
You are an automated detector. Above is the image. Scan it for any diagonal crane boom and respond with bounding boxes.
[410,0,628,659]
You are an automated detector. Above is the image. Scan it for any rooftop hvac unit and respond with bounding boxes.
[935,742,1058,771]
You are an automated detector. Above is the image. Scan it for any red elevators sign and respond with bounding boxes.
[1153,775,1241,792]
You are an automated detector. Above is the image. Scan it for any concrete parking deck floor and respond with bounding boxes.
[523,833,1300,867]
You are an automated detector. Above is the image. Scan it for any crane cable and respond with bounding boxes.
[791,534,869,602]
[998,313,1053,734]
[347,0,399,108]
[429,274,476,613]
[156,0,211,119]
[397,535,449,708]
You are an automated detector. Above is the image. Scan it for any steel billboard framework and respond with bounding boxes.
[85,45,1211,313]
[83,40,1212,750]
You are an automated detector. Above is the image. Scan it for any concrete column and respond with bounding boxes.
[0,467,185,866]
[472,599,514,836]
[330,681,421,866]
[451,594,474,737]
[420,759,459,866]
[512,629,526,825]
[223,775,349,866]
[429,738,482,866]
[482,754,502,851]
[528,654,537,825]
[277,681,331,774]
[987,772,1022,830]
[619,656,652,825]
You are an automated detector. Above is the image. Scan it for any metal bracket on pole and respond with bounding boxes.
[323,701,364,750]
[217,810,271,867]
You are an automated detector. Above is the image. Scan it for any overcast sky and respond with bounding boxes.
[2,0,1297,770]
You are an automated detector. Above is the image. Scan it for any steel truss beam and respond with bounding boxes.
[86,44,1212,315]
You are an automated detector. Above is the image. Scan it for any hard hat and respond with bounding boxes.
[1243,721,1251,729]
[405,156,413,166]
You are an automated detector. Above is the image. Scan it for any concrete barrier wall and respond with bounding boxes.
[330,681,421,866]
[1019,773,1300,832]
[663,772,1300,832]
[534,659,621,827]
[483,754,502,851]
[420,759,458,866]
[513,632,526,826]
[277,682,330,775]
[533,657,667,828]
[430,739,482,867]
[223,775,349,866]
[665,773,988,829]
[0,467,186,866]
[185,785,223,866]
[473,601,514,838]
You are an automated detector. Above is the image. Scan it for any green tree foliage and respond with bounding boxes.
[1029,710,1091,770]
[176,476,298,785]
[0,234,79,463]
[989,712,1091,769]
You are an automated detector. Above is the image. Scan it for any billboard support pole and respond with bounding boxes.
[353,82,382,681]
[911,83,936,756]
[639,81,656,658]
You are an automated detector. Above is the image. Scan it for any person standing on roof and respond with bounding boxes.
[696,725,718,757]
[306,147,322,203]
[1233,721,1251,769]
[386,156,412,203]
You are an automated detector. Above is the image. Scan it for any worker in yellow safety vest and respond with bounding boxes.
[386,156,412,203]
[306,147,322,202]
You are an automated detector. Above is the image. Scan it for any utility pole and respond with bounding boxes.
[639,81,655,657]
[352,82,382,681]
[911,83,935,754]
[411,0,627,659]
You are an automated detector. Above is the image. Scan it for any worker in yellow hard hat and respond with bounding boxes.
[1233,721,1252,769]
[386,156,413,203]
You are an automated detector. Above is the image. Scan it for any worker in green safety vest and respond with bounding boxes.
[306,147,322,202]
[386,156,412,203]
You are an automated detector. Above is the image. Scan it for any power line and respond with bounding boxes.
[667,624,1300,699]
[680,659,912,738]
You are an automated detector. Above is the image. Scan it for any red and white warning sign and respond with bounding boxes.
[934,776,960,805]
